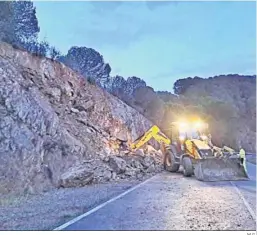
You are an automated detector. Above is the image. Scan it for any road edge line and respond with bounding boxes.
[53,174,159,231]
[230,181,256,222]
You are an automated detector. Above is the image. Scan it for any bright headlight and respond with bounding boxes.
[194,121,203,129]
[178,122,188,131]
[200,135,207,140]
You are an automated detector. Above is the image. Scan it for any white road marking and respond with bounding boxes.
[53,175,158,231]
[230,181,256,222]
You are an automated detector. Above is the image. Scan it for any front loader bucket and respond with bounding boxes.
[194,157,249,182]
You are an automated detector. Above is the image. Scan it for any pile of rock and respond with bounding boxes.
[58,146,163,188]
[109,154,163,179]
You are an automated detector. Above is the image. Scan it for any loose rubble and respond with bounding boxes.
[57,145,164,189]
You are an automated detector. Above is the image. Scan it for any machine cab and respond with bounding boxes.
[169,120,209,154]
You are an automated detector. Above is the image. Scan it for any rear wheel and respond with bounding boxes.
[164,149,180,172]
[182,156,193,177]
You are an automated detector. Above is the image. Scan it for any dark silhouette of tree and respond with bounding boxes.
[12,0,40,43]
[0,1,40,49]
[49,46,61,60]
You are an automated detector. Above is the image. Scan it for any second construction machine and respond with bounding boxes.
[130,119,249,182]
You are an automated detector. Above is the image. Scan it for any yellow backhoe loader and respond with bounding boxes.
[129,120,249,182]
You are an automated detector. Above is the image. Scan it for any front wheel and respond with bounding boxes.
[182,156,193,177]
[164,150,180,172]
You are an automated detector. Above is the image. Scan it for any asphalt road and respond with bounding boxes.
[232,162,256,217]
[57,162,256,231]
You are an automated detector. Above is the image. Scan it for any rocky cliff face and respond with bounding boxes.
[0,42,155,195]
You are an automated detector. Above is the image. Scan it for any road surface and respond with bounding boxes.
[56,162,256,231]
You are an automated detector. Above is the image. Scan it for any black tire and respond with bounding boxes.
[164,150,180,172]
[182,156,193,177]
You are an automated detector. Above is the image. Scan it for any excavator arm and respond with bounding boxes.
[130,125,171,150]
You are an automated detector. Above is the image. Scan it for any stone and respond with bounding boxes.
[48,87,61,101]
[132,159,144,169]
[111,171,117,180]
[97,169,112,181]
[59,166,94,188]
[146,145,157,153]
[104,147,112,156]
[86,128,93,133]
[109,156,127,174]
[125,167,140,177]
[141,156,155,168]
[157,149,163,157]
[102,155,110,162]
[146,164,156,173]
[0,105,8,117]
[134,149,144,156]
[71,107,80,113]
[82,100,94,111]
[136,173,143,180]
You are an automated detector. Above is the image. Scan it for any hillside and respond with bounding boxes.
[172,76,256,151]
[0,42,162,195]
[127,76,256,152]
[53,45,256,152]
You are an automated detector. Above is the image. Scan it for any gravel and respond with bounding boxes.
[176,179,256,230]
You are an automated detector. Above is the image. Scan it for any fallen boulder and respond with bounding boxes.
[125,167,141,177]
[59,166,94,188]
[109,156,127,174]
[134,149,145,157]
[93,164,113,182]
[141,156,155,168]
[131,158,144,169]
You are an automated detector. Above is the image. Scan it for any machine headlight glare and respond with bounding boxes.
[194,121,203,129]
[178,122,188,130]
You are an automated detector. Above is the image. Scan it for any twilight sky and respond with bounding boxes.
[34,1,256,91]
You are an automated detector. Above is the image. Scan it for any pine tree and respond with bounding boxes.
[12,0,40,43]
[49,46,61,60]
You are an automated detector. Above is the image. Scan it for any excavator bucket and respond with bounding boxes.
[194,156,249,182]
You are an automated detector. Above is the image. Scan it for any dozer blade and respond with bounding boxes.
[194,157,249,182]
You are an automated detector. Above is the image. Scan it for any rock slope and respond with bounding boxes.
[0,42,159,195]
